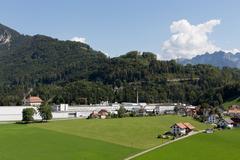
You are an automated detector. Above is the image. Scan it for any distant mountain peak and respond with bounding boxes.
[177,51,240,68]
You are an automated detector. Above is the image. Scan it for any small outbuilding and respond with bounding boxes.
[98,109,109,119]
[88,111,99,119]
[218,118,234,129]
[205,128,214,134]
[88,109,109,119]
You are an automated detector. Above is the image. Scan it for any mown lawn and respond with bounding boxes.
[134,129,240,160]
[0,124,139,160]
[33,115,210,149]
[0,115,210,160]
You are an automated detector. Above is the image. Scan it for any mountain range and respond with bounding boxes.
[0,23,239,106]
[177,51,240,68]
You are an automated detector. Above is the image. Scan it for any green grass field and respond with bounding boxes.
[0,115,210,160]
[33,115,209,149]
[223,97,240,109]
[0,124,137,160]
[134,129,240,160]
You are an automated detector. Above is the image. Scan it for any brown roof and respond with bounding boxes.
[171,122,195,130]
[98,109,108,116]
[183,122,195,130]
[174,123,187,129]
[228,108,240,114]
[27,96,43,103]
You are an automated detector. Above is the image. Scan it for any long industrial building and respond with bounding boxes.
[0,102,182,121]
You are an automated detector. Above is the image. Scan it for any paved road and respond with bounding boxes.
[124,130,204,160]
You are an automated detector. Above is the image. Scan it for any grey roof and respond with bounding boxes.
[224,118,234,124]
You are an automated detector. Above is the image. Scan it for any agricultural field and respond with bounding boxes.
[134,129,240,160]
[0,116,210,160]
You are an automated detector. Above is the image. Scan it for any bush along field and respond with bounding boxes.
[0,115,210,160]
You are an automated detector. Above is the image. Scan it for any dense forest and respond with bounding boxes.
[0,23,240,106]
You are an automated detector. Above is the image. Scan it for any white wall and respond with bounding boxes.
[0,106,70,121]
[52,112,69,119]
[0,106,41,121]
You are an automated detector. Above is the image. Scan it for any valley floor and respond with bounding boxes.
[0,116,210,160]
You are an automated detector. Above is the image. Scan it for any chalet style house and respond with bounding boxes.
[171,122,195,136]
[25,96,43,106]
[88,109,109,119]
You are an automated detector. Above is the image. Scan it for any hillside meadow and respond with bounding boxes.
[0,116,210,160]
[134,129,240,160]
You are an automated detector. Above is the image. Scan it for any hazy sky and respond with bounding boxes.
[1,0,240,59]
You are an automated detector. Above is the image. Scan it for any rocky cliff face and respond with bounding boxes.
[0,30,11,45]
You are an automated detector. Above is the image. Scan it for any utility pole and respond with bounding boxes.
[136,89,139,104]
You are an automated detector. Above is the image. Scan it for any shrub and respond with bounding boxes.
[38,104,52,122]
[22,108,36,123]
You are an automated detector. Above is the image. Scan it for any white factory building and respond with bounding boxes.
[0,101,182,121]
[0,106,41,121]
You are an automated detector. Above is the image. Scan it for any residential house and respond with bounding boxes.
[183,122,195,133]
[98,109,109,119]
[185,105,197,117]
[88,109,109,119]
[228,105,240,117]
[171,122,195,136]
[207,114,219,124]
[171,123,187,136]
[25,96,43,106]
[218,118,234,129]
[231,117,240,127]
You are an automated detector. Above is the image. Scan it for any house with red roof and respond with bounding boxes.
[171,122,195,136]
[25,96,43,106]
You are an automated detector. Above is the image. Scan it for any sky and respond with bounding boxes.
[0,0,240,59]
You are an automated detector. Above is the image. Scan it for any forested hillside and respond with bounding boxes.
[0,23,239,107]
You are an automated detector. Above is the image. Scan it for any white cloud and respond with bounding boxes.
[223,48,240,54]
[70,37,86,43]
[161,19,221,60]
